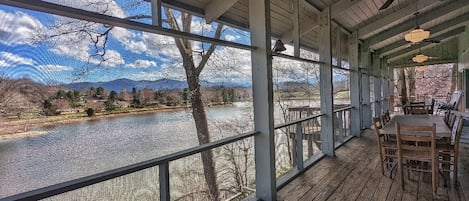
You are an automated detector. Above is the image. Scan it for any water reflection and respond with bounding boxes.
[0,104,251,198]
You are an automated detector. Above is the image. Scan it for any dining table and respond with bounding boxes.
[380,115,451,137]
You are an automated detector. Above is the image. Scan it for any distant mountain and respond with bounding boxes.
[66,78,249,92]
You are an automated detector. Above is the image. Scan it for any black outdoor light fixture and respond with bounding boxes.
[271,39,286,56]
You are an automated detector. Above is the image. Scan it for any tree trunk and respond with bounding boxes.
[450,63,458,93]
[406,68,416,101]
[164,9,222,200]
[185,62,219,201]
[397,68,408,105]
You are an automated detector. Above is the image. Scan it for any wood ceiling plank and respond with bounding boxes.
[204,0,239,23]
[379,12,469,57]
[387,31,463,62]
[358,0,439,40]
[364,0,469,47]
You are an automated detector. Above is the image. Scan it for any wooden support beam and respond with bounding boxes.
[157,0,249,30]
[292,0,352,43]
[319,7,335,156]
[280,0,319,44]
[250,0,276,200]
[364,0,469,47]
[349,32,361,137]
[387,26,465,61]
[204,0,239,24]
[373,53,382,117]
[379,13,469,57]
[358,0,439,39]
[391,59,458,68]
[360,46,372,129]
[151,0,162,26]
[293,0,300,57]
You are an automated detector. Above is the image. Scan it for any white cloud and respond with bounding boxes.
[191,20,213,34]
[200,47,252,83]
[37,64,73,72]
[225,34,237,42]
[0,51,34,67]
[128,59,157,68]
[100,49,125,67]
[0,10,45,46]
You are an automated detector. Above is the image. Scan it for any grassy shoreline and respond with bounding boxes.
[0,105,194,140]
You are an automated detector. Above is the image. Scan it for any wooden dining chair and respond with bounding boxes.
[382,110,391,124]
[438,115,464,186]
[447,112,457,129]
[395,122,437,194]
[407,105,428,115]
[373,117,396,176]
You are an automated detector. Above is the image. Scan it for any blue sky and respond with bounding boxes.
[0,1,345,85]
[0,2,255,85]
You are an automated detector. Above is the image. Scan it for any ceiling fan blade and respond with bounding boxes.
[423,39,440,44]
[379,0,395,10]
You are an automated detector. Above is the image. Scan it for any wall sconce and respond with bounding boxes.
[271,39,286,56]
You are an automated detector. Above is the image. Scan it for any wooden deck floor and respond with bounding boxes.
[278,130,469,201]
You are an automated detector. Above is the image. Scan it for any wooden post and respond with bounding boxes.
[250,0,276,200]
[319,7,335,156]
[159,162,170,201]
[295,123,304,170]
[373,52,382,117]
[292,0,300,57]
[349,32,361,137]
[361,45,372,128]
[151,0,162,26]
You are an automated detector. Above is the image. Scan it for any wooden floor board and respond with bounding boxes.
[355,162,384,201]
[277,129,468,201]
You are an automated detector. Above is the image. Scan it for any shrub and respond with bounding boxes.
[86,108,95,117]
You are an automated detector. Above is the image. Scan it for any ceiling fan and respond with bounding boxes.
[379,0,395,10]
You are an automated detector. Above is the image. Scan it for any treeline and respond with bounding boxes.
[0,77,252,119]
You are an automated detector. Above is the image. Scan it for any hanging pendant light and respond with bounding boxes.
[405,28,430,43]
[404,4,430,43]
[412,54,428,63]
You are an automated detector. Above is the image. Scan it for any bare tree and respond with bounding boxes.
[164,9,223,200]
[36,2,223,199]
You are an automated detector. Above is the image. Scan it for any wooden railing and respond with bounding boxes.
[0,131,258,201]
[1,107,356,201]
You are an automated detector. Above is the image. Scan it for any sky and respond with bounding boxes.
[0,0,344,85]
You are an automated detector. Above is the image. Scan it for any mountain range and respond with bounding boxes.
[66,78,250,92]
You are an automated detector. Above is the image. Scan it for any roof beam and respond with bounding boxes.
[378,12,469,57]
[386,27,465,61]
[204,0,238,24]
[302,1,352,35]
[157,0,249,30]
[364,0,469,48]
[0,0,253,50]
[358,0,439,39]
[391,59,458,68]
[280,0,318,43]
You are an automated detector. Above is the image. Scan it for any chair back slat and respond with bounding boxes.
[452,116,464,146]
[395,123,436,152]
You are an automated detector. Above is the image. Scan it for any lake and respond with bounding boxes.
[0,99,338,199]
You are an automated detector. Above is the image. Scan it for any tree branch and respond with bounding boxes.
[196,23,223,75]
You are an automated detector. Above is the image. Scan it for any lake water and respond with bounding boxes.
[0,99,338,199]
[0,102,256,199]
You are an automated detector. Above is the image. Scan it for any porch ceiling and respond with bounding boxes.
[166,0,469,67]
